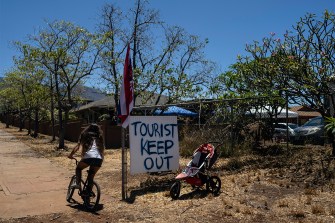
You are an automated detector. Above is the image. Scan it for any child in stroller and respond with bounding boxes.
[170,142,222,199]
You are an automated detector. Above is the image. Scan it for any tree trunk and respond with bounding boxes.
[54,70,65,149]
[33,108,39,138]
[50,101,56,141]
[27,114,32,136]
[50,75,56,141]
[57,106,65,149]
[5,110,9,128]
[19,109,24,131]
[63,109,70,145]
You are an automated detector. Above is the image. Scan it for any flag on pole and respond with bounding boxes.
[118,44,134,128]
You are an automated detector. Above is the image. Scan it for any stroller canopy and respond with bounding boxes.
[190,143,218,169]
[196,143,215,157]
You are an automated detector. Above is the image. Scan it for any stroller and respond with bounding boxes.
[170,142,222,199]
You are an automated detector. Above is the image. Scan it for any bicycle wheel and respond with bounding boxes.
[83,180,101,211]
[66,175,76,202]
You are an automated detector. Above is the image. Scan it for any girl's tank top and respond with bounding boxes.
[83,139,102,159]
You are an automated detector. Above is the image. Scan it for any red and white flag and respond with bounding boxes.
[118,44,134,128]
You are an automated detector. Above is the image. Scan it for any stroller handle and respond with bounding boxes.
[208,141,223,147]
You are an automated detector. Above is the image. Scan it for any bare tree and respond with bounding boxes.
[97,0,216,110]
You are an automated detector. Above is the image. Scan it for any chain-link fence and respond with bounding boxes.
[135,97,295,157]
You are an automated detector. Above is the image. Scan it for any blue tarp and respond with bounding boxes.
[154,106,198,117]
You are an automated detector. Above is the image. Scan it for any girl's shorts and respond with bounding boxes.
[82,158,103,167]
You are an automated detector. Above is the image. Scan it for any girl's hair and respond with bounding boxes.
[79,123,105,157]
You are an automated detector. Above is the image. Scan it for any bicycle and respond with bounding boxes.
[66,158,101,211]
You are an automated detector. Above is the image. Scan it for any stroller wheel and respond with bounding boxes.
[170,181,181,199]
[206,176,221,195]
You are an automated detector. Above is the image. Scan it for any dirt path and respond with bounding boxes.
[0,128,71,219]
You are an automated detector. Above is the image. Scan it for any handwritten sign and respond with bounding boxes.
[129,116,179,175]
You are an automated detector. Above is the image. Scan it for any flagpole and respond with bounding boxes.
[119,43,133,201]
[121,127,127,200]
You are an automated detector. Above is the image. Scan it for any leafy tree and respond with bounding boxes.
[0,81,16,128]
[281,11,335,116]
[217,11,335,114]
[214,34,287,121]
[277,11,335,154]
[1,42,50,137]
[29,20,102,149]
[16,43,50,136]
[215,11,335,153]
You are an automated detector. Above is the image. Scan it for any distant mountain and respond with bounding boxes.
[0,78,106,104]
[73,85,107,103]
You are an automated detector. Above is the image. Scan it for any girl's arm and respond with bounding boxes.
[68,143,80,159]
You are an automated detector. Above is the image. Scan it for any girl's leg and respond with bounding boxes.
[87,166,100,191]
[76,161,89,187]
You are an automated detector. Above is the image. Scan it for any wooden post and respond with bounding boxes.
[121,127,127,200]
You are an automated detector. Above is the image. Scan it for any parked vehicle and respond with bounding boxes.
[273,123,298,142]
[291,116,325,145]
[287,123,299,129]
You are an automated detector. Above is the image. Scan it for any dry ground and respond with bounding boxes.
[2,125,335,222]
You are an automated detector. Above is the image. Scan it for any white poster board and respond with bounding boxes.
[129,116,179,175]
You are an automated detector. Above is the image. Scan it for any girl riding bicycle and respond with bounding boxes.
[68,123,105,190]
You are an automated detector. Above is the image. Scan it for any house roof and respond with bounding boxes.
[290,105,321,117]
[74,93,170,112]
[76,96,116,111]
[247,106,298,118]
[135,93,170,108]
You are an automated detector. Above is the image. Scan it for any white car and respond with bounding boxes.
[273,123,298,141]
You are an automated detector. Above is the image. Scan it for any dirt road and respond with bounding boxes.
[0,128,71,219]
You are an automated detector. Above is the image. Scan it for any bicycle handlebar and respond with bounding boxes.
[70,157,78,165]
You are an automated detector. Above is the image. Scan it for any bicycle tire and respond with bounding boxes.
[83,180,101,211]
[66,175,76,202]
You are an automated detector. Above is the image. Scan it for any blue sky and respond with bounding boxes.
[1,0,334,78]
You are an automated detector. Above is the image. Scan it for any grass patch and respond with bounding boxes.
[311,205,325,215]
